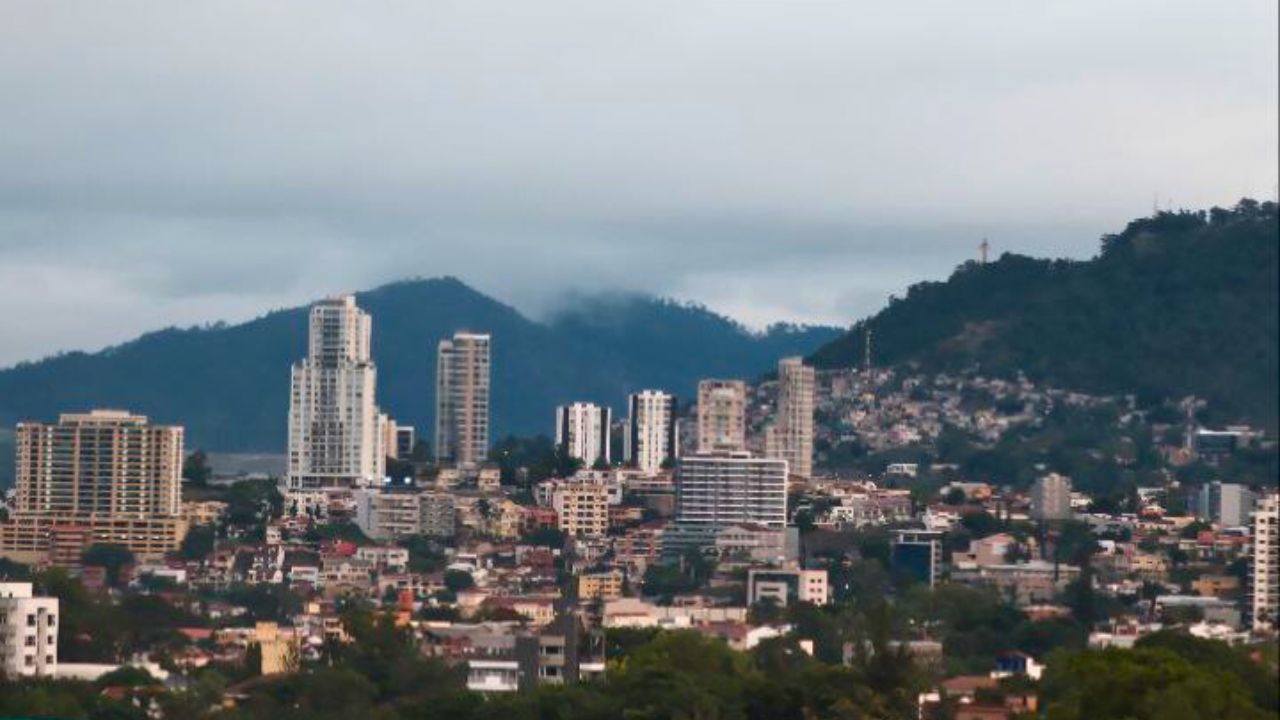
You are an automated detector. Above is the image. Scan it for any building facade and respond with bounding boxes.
[0,582,58,677]
[772,358,815,478]
[696,379,747,453]
[747,568,829,607]
[674,452,788,530]
[0,410,186,562]
[436,332,492,468]
[1251,495,1278,631]
[287,296,385,490]
[625,390,679,475]
[555,402,612,467]
[1031,473,1073,521]
[891,529,945,588]
[1194,482,1257,528]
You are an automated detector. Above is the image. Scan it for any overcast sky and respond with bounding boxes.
[1,1,1275,367]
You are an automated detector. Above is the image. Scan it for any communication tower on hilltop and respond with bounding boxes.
[979,238,990,264]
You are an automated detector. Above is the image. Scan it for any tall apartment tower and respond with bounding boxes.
[0,410,185,562]
[675,452,788,530]
[696,379,747,453]
[1194,481,1258,527]
[435,332,491,468]
[556,402,612,467]
[1251,495,1279,631]
[1030,473,1073,521]
[773,357,815,478]
[287,296,385,490]
[625,390,678,475]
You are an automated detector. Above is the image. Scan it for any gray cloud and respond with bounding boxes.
[0,0,1275,365]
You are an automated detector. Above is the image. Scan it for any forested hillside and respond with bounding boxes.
[812,200,1279,429]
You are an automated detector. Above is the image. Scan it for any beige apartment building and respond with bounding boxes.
[0,410,186,562]
[550,479,609,538]
[772,357,815,478]
[436,332,492,468]
[696,379,747,453]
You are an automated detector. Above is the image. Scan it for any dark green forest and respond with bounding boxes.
[812,200,1279,431]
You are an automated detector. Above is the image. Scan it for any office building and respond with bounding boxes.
[1193,481,1257,528]
[625,390,678,475]
[395,426,417,460]
[675,452,788,530]
[436,332,491,468]
[555,402,612,467]
[0,582,58,677]
[1030,473,1073,521]
[747,568,829,607]
[696,379,747,453]
[0,410,185,562]
[891,529,945,587]
[773,358,815,478]
[1251,495,1278,631]
[287,296,385,490]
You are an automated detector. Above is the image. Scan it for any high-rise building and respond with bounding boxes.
[1031,473,1073,521]
[287,296,385,490]
[1193,481,1258,528]
[435,332,491,468]
[556,402,612,467]
[0,410,185,562]
[773,358,815,478]
[0,582,58,677]
[1251,495,1278,631]
[696,379,747,453]
[395,426,417,460]
[675,452,788,530]
[624,391,678,475]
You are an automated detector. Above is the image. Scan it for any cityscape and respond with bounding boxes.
[0,3,1277,720]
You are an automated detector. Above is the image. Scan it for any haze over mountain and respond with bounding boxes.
[812,200,1280,430]
[0,278,840,465]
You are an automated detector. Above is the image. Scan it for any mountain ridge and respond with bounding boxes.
[0,277,841,465]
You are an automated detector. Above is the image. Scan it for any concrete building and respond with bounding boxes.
[747,567,829,607]
[773,358,815,478]
[0,582,58,677]
[891,529,945,588]
[696,379,747,453]
[577,570,624,601]
[625,390,678,475]
[1194,482,1257,528]
[436,332,492,468]
[0,410,186,562]
[675,452,788,530]
[353,487,456,540]
[548,478,609,538]
[1031,473,1073,521]
[287,296,385,490]
[1251,495,1278,631]
[555,402,612,467]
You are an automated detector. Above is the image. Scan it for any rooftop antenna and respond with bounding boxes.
[979,238,990,265]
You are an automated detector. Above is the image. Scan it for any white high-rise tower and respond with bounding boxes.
[435,332,491,468]
[556,402,612,467]
[287,296,385,490]
[773,357,815,478]
[625,390,678,475]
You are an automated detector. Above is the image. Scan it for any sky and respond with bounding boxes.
[0,1,1276,367]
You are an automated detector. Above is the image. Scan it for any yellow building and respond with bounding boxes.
[578,570,624,601]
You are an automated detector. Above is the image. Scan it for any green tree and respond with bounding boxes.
[82,543,135,587]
